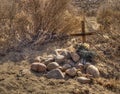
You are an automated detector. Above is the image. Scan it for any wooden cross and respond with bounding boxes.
[70,18,95,43]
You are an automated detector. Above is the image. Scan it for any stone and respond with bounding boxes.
[46,69,65,79]
[75,62,84,69]
[47,62,59,70]
[44,57,55,65]
[62,64,72,71]
[31,62,47,72]
[70,52,80,62]
[65,59,75,67]
[83,43,90,49]
[55,55,65,64]
[61,50,71,59]
[77,77,91,84]
[77,71,83,77]
[34,56,41,62]
[84,62,91,69]
[47,55,55,58]
[55,49,70,58]
[86,65,100,78]
[65,67,77,77]
[35,55,55,63]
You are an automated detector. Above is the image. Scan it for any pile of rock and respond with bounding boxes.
[31,43,100,84]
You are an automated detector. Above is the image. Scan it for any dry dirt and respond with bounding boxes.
[0,0,120,93]
[0,17,120,94]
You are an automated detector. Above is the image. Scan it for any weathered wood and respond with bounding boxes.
[70,20,95,43]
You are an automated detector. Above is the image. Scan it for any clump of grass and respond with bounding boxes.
[97,0,120,31]
[0,0,82,54]
[96,78,120,93]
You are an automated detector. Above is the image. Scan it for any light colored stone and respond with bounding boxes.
[46,69,65,79]
[65,59,75,67]
[44,57,55,65]
[66,67,77,77]
[70,52,80,62]
[55,49,70,58]
[62,64,72,71]
[55,55,65,64]
[47,62,59,70]
[75,62,84,69]
[86,65,100,78]
[31,62,47,72]
[34,56,41,62]
[77,71,82,77]
[83,43,90,49]
[77,77,91,84]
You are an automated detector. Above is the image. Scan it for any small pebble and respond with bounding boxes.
[55,55,65,64]
[77,71,82,77]
[46,69,65,79]
[75,62,84,69]
[47,62,59,70]
[77,77,91,84]
[62,64,72,71]
[31,62,47,72]
[86,65,100,78]
[65,67,77,77]
[70,52,80,62]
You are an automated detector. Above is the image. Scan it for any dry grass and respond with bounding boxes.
[0,0,82,54]
[96,78,120,93]
[97,0,120,31]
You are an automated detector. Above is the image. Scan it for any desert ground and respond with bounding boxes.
[0,0,120,94]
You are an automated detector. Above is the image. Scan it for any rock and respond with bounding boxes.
[34,56,41,62]
[66,67,77,77]
[77,77,91,84]
[83,43,90,49]
[44,55,55,65]
[86,65,100,78]
[62,64,72,71]
[61,50,71,58]
[35,55,55,63]
[75,62,84,69]
[47,55,55,58]
[46,69,64,79]
[47,62,59,70]
[70,52,80,62]
[65,59,75,67]
[77,71,82,77]
[84,62,91,69]
[44,58,55,65]
[55,49,70,58]
[31,62,47,72]
[55,55,65,64]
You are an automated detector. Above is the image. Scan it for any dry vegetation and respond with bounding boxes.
[97,0,120,31]
[0,0,81,54]
[0,0,120,94]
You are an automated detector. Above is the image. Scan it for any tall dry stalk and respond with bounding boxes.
[0,0,81,54]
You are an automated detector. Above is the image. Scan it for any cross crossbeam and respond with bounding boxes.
[70,20,95,43]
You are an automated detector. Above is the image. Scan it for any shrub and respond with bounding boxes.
[0,0,81,54]
[97,0,120,31]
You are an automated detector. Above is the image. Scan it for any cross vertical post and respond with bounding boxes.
[81,20,86,43]
[70,15,95,43]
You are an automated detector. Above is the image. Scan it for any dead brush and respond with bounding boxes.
[0,0,82,54]
[96,78,120,93]
[97,0,120,31]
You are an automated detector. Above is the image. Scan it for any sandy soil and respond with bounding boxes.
[0,15,120,94]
